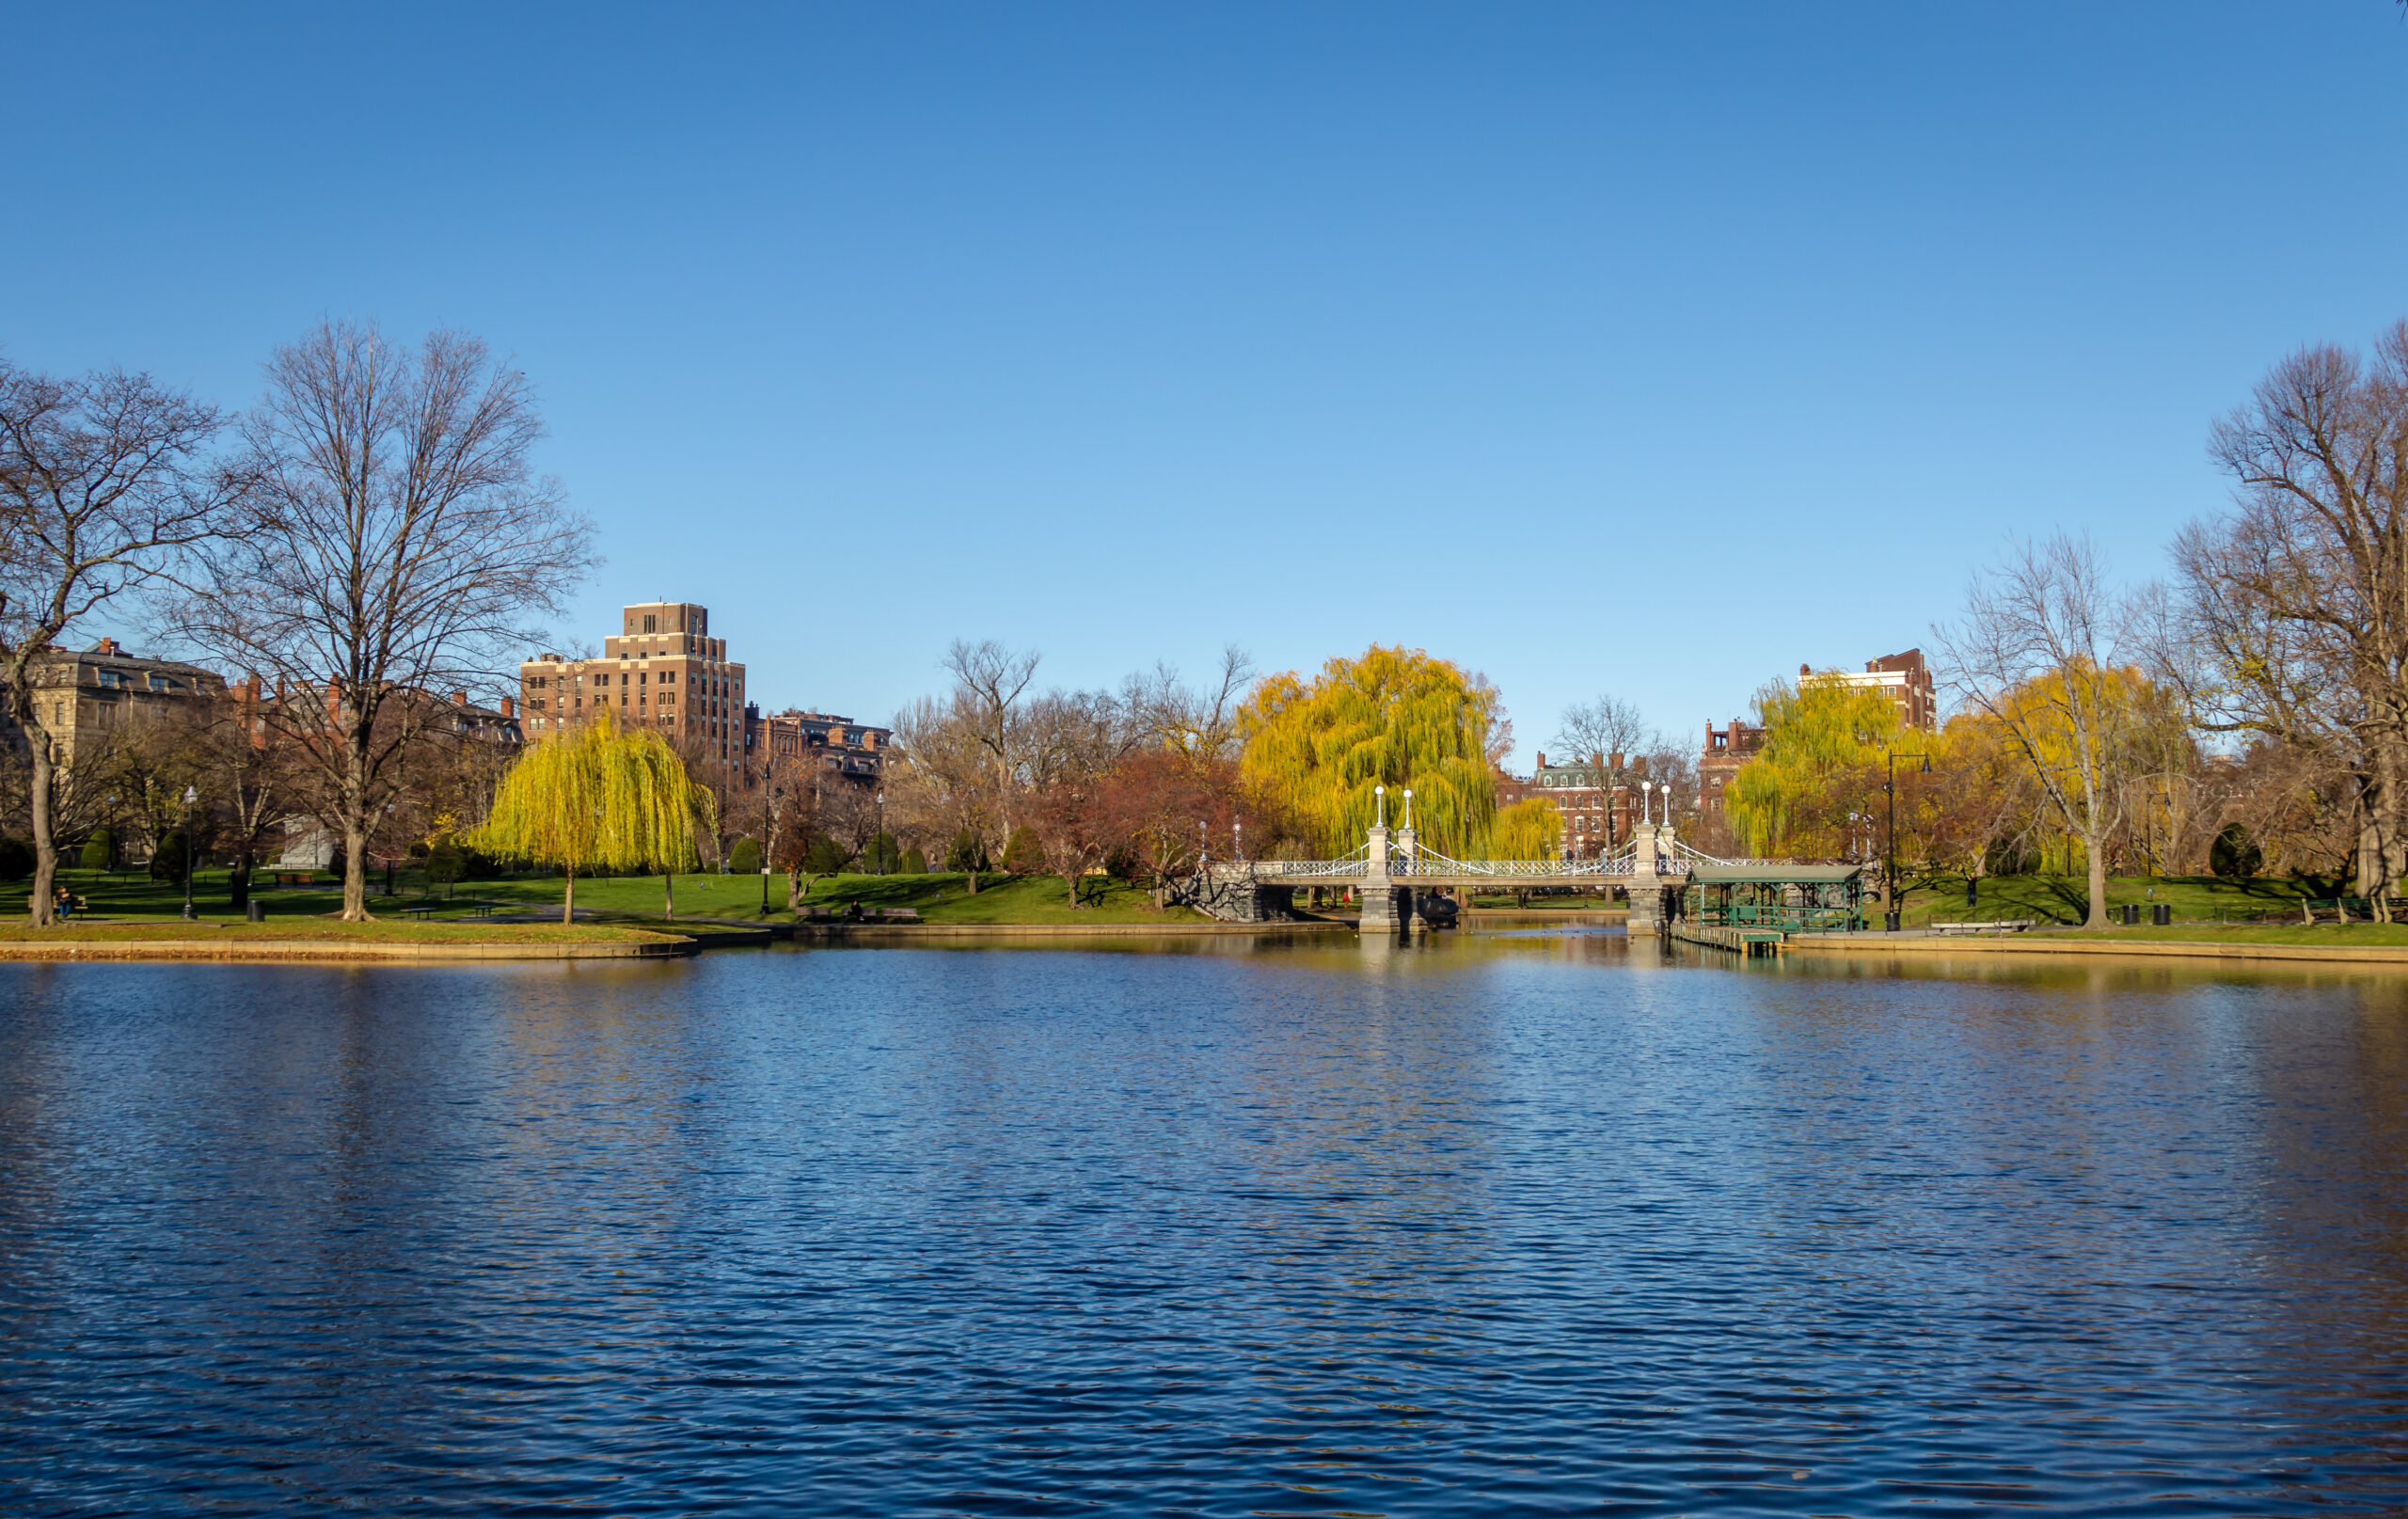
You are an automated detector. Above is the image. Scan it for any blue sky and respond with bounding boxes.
[8,4,2404,764]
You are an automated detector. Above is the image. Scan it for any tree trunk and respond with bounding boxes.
[2084,835,2110,929]
[341,730,372,921]
[966,868,979,894]
[25,721,56,927]
[1065,870,1080,909]
[341,821,372,921]
[562,865,576,925]
[787,869,802,912]
[230,852,252,909]
[664,871,675,921]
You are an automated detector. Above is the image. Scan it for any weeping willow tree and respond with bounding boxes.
[470,711,716,923]
[1490,797,1564,860]
[1725,672,1904,857]
[1239,645,1498,858]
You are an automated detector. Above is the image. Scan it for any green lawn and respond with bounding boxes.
[1895,873,2321,927]
[472,868,1216,926]
[0,867,673,941]
[5,865,1218,931]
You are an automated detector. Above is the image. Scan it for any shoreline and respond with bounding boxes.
[1781,934,2408,967]
[0,937,697,963]
[797,920,1355,939]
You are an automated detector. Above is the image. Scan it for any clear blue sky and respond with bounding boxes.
[8,4,2404,765]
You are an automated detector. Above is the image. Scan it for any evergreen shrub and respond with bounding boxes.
[150,831,191,882]
[728,836,762,875]
[1000,826,1043,874]
[2209,824,2264,879]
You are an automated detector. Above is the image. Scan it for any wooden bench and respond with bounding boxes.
[1927,919,2037,935]
[273,872,318,887]
[876,908,921,922]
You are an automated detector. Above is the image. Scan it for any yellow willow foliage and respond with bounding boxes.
[471,709,715,873]
[1489,798,1563,861]
[1239,645,1497,857]
[1725,672,1905,857]
[1973,658,2185,869]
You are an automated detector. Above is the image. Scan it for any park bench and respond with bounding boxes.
[876,908,921,922]
[1927,919,2037,935]
[273,872,317,887]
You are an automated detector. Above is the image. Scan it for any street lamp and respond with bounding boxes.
[1884,749,1934,931]
[1234,817,1244,862]
[761,786,781,914]
[180,784,198,921]
[875,790,886,875]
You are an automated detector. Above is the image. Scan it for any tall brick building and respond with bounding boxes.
[519,601,747,765]
[1804,649,1938,733]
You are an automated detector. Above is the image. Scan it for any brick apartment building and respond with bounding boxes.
[519,601,747,766]
[1805,648,1938,733]
[1696,649,1939,830]
[1697,719,1767,830]
[1513,751,1659,860]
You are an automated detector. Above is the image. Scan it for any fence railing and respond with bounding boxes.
[1693,904,1862,932]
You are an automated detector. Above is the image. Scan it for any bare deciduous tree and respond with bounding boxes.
[1552,694,1654,767]
[942,637,1040,844]
[180,321,595,919]
[2165,319,2408,906]
[1121,644,1253,759]
[1936,534,2147,929]
[0,359,247,923]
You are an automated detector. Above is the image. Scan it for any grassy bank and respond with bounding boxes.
[0,868,675,942]
[0,919,675,944]
[478,870,1215,926]
[1895,873,2319,928]
[4,863,2352,940]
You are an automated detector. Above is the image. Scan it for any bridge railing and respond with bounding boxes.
[1390,857,1647,878]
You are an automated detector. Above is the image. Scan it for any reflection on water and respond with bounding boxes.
[0,934,2403,1514]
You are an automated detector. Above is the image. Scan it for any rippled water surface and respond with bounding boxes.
[3,930,2405,1515]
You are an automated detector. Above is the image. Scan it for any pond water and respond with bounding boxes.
[1,929,2404,1515]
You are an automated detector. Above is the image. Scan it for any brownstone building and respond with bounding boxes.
[30,638,226,765]
[749,707,890,779]
[519,601,747,766]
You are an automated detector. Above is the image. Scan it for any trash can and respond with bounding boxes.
[1884,911,1901,932]
[2152,903,2171,926]
[246,900,265,924]
[2122,903,2142,926]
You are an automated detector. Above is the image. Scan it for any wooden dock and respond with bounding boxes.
[1669,922,1786,956]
